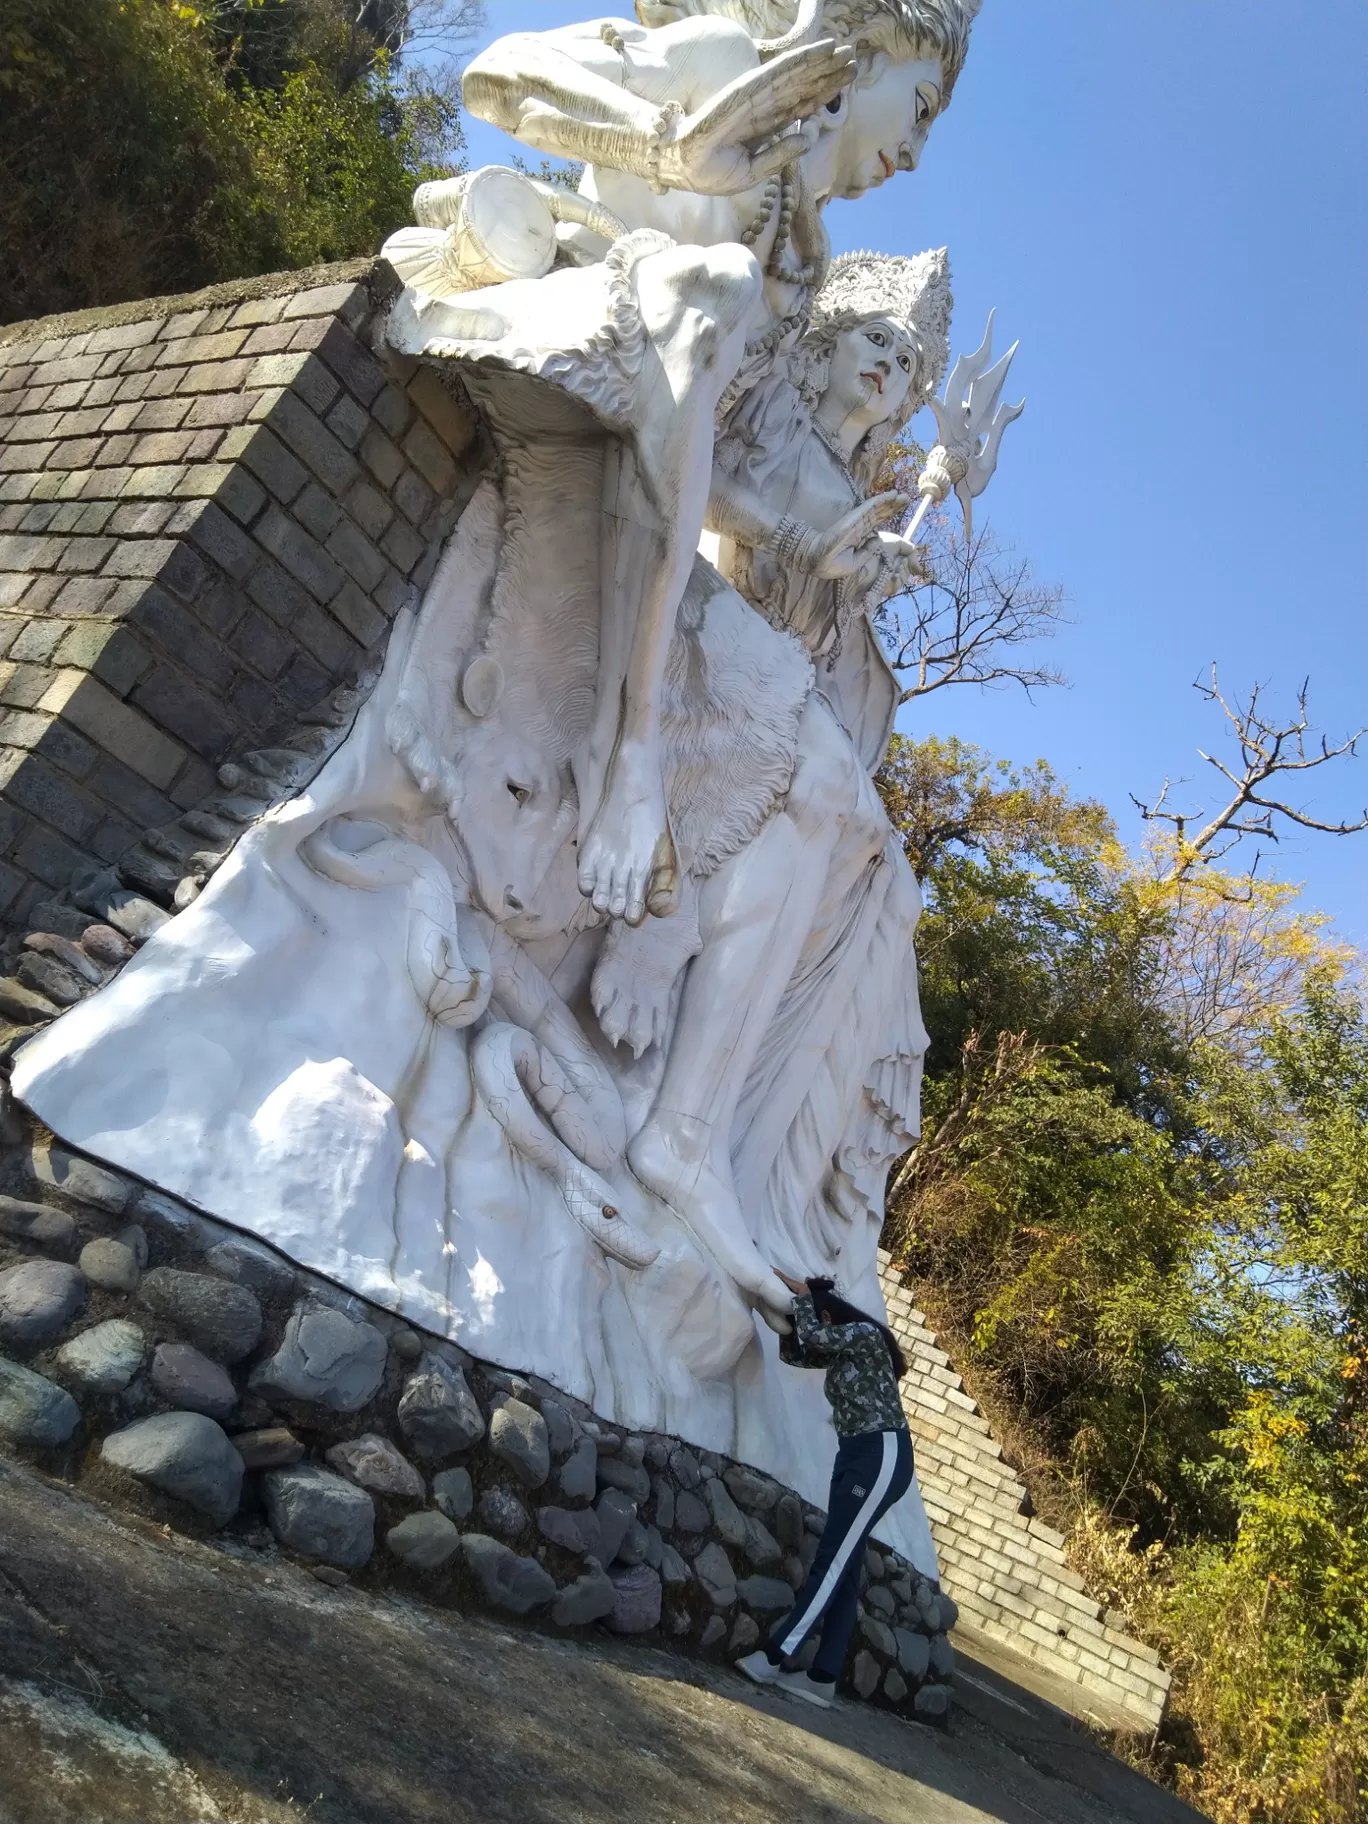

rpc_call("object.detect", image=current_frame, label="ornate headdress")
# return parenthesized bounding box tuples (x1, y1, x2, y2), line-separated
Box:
(808, 245, 952, 405)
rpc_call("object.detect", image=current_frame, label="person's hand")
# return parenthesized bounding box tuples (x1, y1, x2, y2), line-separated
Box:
(658, 40, 856, 195)
(773, 1268, 809, 1295)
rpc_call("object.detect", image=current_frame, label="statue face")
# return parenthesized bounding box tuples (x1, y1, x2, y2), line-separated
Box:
(813, 52, 945, 200)
(823, 316, 918, 438)
(449, 720, 576, 928)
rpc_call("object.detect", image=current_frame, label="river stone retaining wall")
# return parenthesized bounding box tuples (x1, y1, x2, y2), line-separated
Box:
(0, 1090, 955, 1721)
(0, 258, 478, 934)
(877, 1253, 1169, 1730)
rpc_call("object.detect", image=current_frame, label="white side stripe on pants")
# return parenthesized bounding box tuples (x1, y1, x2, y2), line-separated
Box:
(779, 1430, 898, 1658)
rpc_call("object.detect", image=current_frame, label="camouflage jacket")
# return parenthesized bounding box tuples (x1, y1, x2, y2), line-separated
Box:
(782, 1293, 908, 1438)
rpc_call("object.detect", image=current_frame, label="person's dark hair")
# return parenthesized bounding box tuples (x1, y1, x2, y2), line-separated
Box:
(807, 1278, 908, 1379)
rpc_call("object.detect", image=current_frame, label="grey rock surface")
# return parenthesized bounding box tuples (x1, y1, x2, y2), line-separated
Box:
(538, 1504, 601, 1558)
(252, 1304, 387, 1412)
(262, 1464, 374, 1567)
(853, 1650, 881, 1699)
(0, 1259, 85, 1352)
(387, 1510, 460, 1571)
(884, 1667, 908, 1704)
(55, 1319, 144, 1395)
(607, 1564, 661, 1634)
(139, 1268, 261, 1365)
(914, 1682, 950, 1718)
(551, 1563, 616, 1627)
(651, 1477, 675, 1533)
(151, 1343, 238, 1421)
(929, 1632, 956, 1678)
(78, 1237, 140, 1293)
(895, 1627, 930, 1680)
(859, 1614, 897, 1659)
(459, 1533, 556, 1614)
(27, 1145, 129, 1214)
(557, 1434, 597, 1502)
(773, 1492, 804, 1551)
(0, 1355, 81, 1446)
(729, 1614, 760, 1653)
(397, 1353, 484, 1456)
(659, 1543, 692, 1585)
(865, 1584, 896, 1618)
(723, 1467, 778, 1514)
(325, 1433, 425, 1500)
(432, 1466, 473, 1521)
(668, 1445, 701, 1489)
(539, 1397, 575, 1458)
(673, 1489, 709, 1535)
(593, 1488, 636, 1567)
(704, 1477, 747, 1547)
(743, 1515, 782, 1568)
(693, 1541, 736, 1609)
(615, 1519, 648, 1567)
(736, 1576, 793, 1614)
(595, 1454, 650, 1503)
(477, 1487, 529, 1539)
(204, 1237, 296, 1300)
(103, 1412, 242, 1524)
(0, 1197, 76, 1256)
(938, 1593, 960, 1631)
(231, 1427, 303, 1470)
(698, 1613, 727, 1648)
(388, 1326, 422, 1363)
(488, 1397, 550, 1487)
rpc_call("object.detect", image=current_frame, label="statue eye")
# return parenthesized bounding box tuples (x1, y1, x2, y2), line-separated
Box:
(898, 353, 911, 371)
(507, 781, 531, 806)
(868, 329, 887, 346)
(915, 84, 940, 127)
(825, 92, 844, 115)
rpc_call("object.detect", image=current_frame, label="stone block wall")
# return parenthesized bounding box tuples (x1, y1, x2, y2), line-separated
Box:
(0, 258, 478, 926)
(878, 1253, 1170, 1730)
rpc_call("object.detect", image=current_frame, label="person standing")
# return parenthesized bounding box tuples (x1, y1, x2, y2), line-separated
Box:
(736, 1270, 914, 1707)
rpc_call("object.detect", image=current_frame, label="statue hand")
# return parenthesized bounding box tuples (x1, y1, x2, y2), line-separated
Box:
(804, 491, 909, 579)
(659, 40, 855, 195)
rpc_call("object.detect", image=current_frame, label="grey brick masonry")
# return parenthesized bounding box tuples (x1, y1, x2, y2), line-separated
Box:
(0, 259, 478, 924)
(878, 1251, 1171, 1731)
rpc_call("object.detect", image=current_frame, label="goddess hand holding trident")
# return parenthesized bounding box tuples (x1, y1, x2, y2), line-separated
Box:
(907, 309, 1024, 545)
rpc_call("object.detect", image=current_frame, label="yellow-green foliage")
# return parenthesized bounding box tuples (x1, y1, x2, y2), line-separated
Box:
(881, 733, 1367, 1821)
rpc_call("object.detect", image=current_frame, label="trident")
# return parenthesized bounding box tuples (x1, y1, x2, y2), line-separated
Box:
(906, 311, 1025, 545)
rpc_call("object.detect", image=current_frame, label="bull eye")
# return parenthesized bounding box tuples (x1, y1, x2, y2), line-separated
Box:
(507, 780, 531, 806)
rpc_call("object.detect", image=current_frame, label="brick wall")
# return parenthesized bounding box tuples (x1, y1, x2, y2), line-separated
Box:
(0, 258, 479, 926)
(878, 1253, 1171, 1731)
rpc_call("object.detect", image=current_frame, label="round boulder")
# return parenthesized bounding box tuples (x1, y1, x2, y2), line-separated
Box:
(0, 1259, 85, 1352)
(263, 1464, 375, 1567)
(102, 1411, 243, 1524)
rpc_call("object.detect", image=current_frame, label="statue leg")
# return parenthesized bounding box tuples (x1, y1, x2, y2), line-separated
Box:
(628, 696, 881, 1315)
(576, 240, 763, 928)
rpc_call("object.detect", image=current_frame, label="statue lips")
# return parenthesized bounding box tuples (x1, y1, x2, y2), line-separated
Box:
(877, 150, 896, 181)
(861, 370, 885, 396)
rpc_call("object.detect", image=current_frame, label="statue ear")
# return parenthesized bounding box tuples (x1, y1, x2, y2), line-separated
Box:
(460, 655, 504, 719)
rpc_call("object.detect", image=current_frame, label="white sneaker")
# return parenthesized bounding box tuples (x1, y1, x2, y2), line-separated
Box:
(777, 1669, 835, 1709)
(734, 1650, 781, 1686)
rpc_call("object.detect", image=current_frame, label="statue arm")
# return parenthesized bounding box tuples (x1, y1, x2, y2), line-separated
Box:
(463, 26, 854, 197)
(708, 462, 909, 577)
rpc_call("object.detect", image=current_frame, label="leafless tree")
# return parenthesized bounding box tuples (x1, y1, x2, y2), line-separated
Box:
(874, 508, 1066, 705)
(1132, 668, 1368, 884)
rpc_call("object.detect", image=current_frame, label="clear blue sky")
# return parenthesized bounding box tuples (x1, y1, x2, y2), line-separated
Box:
(454, 1, 1368, 944)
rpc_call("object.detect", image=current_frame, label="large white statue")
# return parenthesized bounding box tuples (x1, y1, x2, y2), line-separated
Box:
(11, 0, 1025, 1580)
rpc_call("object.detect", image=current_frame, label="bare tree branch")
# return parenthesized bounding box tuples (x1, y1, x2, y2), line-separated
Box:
(874, 509, 1067, 704)
(1133, 668, 1368, 883)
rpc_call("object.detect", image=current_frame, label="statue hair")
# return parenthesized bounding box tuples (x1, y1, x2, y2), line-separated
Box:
(636, 1, 980, 101)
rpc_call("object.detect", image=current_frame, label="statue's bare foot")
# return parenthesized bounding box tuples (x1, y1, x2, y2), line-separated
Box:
(629, 1115, 792, 1322)
(578, 740, 678, 926)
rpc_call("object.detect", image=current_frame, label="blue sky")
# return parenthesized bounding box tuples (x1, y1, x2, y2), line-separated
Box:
(454, 1, 1367, 944)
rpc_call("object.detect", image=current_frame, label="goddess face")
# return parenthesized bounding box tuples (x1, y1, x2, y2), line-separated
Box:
(808, 52, 945, 201)
(822, 316, 918, 440)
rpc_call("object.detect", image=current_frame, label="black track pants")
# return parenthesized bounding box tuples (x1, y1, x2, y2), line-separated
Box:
(766, 1427, 914, 1684)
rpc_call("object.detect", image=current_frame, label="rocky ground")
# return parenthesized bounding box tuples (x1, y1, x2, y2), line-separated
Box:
(1, 1455, 1206, 1824)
